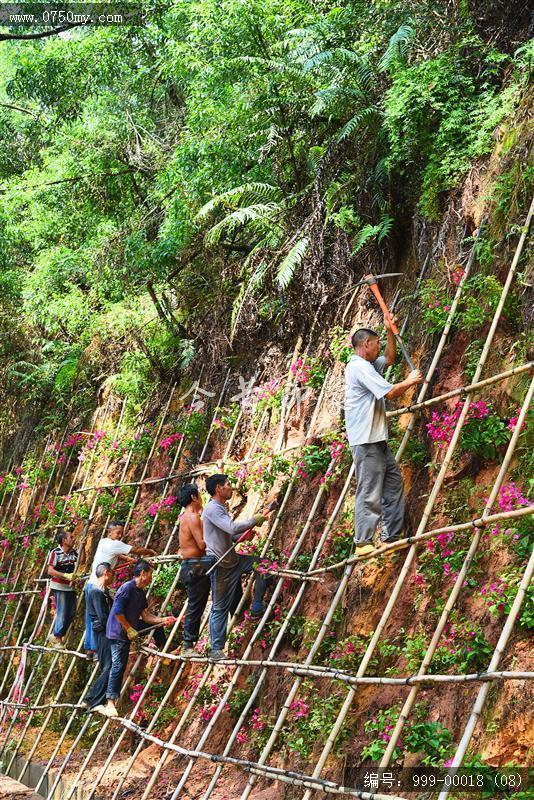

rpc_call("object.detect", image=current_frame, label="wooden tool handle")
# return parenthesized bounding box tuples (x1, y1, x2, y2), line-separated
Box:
(368, 283, 399, 334)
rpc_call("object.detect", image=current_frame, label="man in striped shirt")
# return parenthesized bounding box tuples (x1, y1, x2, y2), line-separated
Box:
(47, 530, 78, 649)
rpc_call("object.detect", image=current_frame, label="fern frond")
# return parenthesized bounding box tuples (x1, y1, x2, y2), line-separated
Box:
(204, 203, 280, 245)
(352, 216, 393, 253)
(336, 107, 381, 143)
(197, 183, 281, 220)
(378, 24, 415, 72)
(276, 237, 308, 289)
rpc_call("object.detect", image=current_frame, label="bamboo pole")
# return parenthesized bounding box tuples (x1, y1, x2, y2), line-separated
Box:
(304, 505, 533, 576)
(119, 716, 411, 800)
(437, 550, 534, 800)
(395, 220, 486, 461)
(387, 361, 532, 418)
(380, 376, 534, 766)
(298, 199, 533, 799)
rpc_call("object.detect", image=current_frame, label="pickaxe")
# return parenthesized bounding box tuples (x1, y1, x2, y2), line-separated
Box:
(343, 272, 415, 370)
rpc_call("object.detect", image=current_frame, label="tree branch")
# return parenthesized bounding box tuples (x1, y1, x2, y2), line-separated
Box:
(0, 24, 81, 41)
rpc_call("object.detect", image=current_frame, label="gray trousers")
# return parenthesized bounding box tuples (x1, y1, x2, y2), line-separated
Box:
(351, 441, 405, 544)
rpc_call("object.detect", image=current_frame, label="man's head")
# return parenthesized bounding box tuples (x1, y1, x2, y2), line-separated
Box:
(56, 530, 74, 551)
(351, 328, 380, 362)
(205, 474, 232, 502)
(133, 558, 153, 589)
(95, 561, 114, 587)
(107, 520, 125, 540)
(179, 483, 202, 511)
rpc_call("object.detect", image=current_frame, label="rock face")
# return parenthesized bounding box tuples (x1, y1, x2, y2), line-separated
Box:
(0, 775, 43, 799)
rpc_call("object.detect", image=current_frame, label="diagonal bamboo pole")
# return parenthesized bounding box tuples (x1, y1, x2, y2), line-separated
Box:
(379, 375, 534, 765)
(437, 549, 534, 800)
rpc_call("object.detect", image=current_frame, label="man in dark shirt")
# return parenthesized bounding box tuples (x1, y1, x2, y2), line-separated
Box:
(84, 562, 114, 711)
(47, 530, 78, 648)
(97, 559, 176, 718)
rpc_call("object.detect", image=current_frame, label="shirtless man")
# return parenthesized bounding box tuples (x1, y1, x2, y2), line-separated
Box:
(178, 483, 213, 657)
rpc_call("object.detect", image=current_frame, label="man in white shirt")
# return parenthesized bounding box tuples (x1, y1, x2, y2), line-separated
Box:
(84, 520, 155, 658)
(344, 316, 423, 555)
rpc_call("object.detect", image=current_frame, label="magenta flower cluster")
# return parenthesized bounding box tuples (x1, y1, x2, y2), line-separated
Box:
(426, 400, 490, 448)
(159, 432, 184, 452)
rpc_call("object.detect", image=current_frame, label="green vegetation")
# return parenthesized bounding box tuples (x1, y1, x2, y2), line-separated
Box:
(0, 1, 530, 433)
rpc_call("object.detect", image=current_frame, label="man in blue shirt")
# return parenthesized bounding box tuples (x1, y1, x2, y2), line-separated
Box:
(94, 559, 176, 718)
(83, 562, 114, 710)
(344, 313, 423, 555)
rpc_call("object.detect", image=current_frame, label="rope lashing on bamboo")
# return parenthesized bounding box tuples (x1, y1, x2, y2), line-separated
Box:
(0, 643, 90, 659)
(114, 715, 412, 800)
(299, 198, 533, 799)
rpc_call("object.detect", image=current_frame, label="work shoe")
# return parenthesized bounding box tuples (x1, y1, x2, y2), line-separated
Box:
(181, 646, 197, 658)
(354, 543, 376, 556)
(47, 634, 63, 650)
(92, 701, 118, 718)
(209, 650, 226, 662)
(249, 605, 266, 619)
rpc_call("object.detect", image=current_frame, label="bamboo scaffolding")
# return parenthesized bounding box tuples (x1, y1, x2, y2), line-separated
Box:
(67, 373, 239, 800)
(4, 399, 120, 775)
(4, 205, 532, 800)
(2, 394, 144, 772)
(379, 375, 534, 766)
(31, 383, 191, 797)
(47, 371, 247, 800)
(93, 370, 331, 800)
(235, 231, 484, 800)
(296, 200, 532, 799)
(37, 374, 241, 797)
(136, 374, 332, 800)
(0, 408, 96, 699)
(437, 549, 534, 800)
